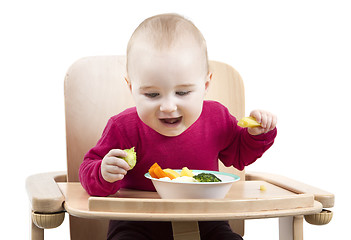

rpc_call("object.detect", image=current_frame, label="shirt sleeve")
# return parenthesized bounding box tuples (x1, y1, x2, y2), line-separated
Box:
(218, 109, 277, 171)
(79, 117, 124, 196)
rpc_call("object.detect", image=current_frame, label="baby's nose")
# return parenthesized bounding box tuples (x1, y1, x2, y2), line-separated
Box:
(160, 99, 177, 112)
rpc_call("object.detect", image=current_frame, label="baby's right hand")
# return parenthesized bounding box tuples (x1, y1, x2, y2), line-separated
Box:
(101, 149, 130, 183)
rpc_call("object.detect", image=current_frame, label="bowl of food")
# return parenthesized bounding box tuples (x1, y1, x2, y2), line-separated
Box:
(145, 163, 240, 199)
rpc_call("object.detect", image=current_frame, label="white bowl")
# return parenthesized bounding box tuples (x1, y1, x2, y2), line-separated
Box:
(144, 170, 240, 199)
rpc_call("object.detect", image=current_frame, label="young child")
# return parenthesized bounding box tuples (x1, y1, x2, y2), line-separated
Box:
(80, 13, 277, 240)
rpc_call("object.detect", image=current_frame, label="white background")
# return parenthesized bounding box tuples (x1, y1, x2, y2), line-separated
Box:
(1, 0, 350, 239)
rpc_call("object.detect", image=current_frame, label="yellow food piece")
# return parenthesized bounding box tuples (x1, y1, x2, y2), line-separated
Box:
(237, 117, 261, 128)
(180, 167, 194, 177)
(260, 185, 267, 191)
(163, 168, 181, 179)
(122, 147, 137, 169)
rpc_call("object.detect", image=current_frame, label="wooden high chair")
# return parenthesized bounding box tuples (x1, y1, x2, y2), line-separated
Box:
(26, 56, 334, 240)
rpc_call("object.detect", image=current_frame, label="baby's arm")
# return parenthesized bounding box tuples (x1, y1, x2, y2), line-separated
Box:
(79, 117, 132, 196)
(101, 149, 130, 183)
(247, 110, 277, 136)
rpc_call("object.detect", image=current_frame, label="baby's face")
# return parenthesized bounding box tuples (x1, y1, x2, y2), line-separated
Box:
(127, 40, 210, 136)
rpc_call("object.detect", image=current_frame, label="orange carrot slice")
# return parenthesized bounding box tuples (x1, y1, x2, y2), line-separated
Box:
(148, 163, 160, 178)
(153, 166, 168, 179)
(149, 168, 158, 178)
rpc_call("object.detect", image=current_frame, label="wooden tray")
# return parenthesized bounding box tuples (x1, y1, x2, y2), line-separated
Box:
(89, 181, 313, 213)
(58, 181, 322, 221)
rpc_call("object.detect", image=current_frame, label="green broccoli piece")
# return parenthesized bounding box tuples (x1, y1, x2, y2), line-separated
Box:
(193, 173, 222, 182)
(122, 147, 137, 170)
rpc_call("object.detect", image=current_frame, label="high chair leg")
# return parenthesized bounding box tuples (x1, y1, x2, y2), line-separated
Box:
(279, 215, 303, 240)
(31, 217, 44, 240)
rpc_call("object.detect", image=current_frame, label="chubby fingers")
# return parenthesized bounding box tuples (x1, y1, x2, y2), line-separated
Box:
(106, 149, 127, 158)
(106, 149, 130, 170)
(101, 149, 130, 183)
(250, 110, 277, 133)
(267, 114, 277, 132)
(104, 157, 130, 172)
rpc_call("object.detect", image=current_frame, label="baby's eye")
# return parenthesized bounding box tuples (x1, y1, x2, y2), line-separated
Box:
(144, 93, 160, 98)
(176, 91, 191, 96)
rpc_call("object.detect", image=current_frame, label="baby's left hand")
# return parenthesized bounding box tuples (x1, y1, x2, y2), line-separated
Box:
(247, 110, 277, 135)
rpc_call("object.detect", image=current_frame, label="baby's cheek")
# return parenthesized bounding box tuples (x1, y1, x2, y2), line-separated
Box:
(136, 107, 150, 122)
(183, 105, 202, 127)
(136, 103, 158, 126)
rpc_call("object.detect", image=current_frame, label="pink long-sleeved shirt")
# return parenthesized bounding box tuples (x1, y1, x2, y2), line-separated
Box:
(79, 101, 277, 196)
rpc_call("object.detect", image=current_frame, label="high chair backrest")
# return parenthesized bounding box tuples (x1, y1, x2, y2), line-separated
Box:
(64, 56, 245, 239)
(64, 56, 245, 182)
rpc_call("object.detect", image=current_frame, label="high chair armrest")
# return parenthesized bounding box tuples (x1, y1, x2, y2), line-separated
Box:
(26, 171, 67, 213)
(245, 171, 334, 208)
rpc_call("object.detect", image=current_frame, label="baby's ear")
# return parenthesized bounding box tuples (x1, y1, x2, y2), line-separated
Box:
(124, 75, 132, 92)
(205, 72, 212, 93)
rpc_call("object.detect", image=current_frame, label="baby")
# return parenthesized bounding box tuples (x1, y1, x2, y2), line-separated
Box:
(80, 13, 277, 240)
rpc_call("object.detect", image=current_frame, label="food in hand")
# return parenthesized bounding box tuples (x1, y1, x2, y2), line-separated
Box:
(237, 116, 261, 128)
(148, 163, 222, 182)
(122, 147, 137, 169)
(193, 173, 222, 182)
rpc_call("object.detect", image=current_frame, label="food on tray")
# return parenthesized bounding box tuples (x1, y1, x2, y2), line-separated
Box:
(193, 173, 222, 182)
(180, 167, 194, 177)
(122, 147, 137, 169)
(147, 163, 222, 182)
(163, 168, 181, 179)
(172, 176, 197, 182)
(237, 116, 261, 128)
(148, 163, 168, 179)
(260, 185, 267, 191)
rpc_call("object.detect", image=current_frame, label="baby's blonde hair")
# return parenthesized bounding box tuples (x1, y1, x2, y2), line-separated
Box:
(126, 13, 209, 74)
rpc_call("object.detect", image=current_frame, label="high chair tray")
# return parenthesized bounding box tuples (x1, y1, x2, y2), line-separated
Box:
(58, 181, 322, 221)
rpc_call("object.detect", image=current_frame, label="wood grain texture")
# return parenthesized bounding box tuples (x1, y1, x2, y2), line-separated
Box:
(26, 171, 66, 213)
(57, 182, 322, 221)
(246, 171, 335, 208)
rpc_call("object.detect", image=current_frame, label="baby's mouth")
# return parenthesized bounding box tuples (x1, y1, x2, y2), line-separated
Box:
(159, 116, 183, 125)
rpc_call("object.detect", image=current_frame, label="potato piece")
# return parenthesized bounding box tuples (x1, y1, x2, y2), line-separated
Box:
(180, 167, 194, 177)
(237, 117, 261, 128)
